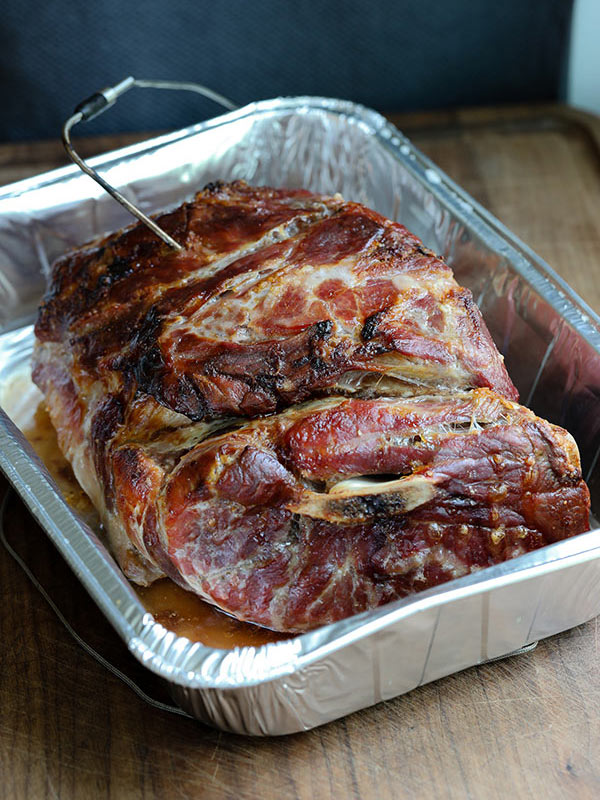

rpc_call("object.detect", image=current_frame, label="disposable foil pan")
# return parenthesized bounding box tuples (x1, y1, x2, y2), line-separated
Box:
(1, 97, 600, 736)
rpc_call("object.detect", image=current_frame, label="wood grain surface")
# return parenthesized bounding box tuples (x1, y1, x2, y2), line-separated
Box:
(2, 104, 600, 800)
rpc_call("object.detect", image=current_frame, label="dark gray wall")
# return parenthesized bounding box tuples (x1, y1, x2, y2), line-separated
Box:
(0, 0, 573, 141)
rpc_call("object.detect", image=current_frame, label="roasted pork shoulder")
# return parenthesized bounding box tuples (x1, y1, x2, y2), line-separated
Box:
(33, 181, 590, 631)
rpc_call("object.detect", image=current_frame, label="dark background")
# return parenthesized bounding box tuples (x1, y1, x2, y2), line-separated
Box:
(0, 0, 574, 142)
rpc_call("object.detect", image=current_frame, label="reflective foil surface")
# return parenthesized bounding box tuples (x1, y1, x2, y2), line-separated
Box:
(1, 98, 600, 735)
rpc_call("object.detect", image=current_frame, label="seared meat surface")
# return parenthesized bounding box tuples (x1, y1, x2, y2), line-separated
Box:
(33, 181, 590, 631)
(36, 181, 517, 419)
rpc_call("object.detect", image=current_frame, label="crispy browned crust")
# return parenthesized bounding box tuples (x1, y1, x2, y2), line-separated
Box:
(32, 181, 589, 631)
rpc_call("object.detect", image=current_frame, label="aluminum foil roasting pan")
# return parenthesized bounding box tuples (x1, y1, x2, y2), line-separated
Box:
(1, 97, 600, 736)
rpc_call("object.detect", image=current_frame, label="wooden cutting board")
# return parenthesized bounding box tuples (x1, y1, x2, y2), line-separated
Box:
(1, 104, 600, 800)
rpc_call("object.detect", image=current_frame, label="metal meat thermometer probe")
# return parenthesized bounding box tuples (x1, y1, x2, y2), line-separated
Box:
(62, 76, 237, 252)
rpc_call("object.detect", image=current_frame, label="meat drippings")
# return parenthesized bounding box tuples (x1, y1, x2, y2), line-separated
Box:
(136, 579, 286, 647)
(2, 371, 285, 648)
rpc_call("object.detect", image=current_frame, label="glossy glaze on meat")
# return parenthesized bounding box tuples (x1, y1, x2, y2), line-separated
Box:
(32, 181, 590, 631)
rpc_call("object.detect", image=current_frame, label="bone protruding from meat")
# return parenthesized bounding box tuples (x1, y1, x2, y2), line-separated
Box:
(290, 473, 440, 523)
